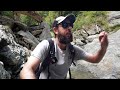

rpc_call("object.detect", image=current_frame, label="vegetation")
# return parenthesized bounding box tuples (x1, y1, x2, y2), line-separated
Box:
(44, 11, 59, 28)
(0, 11, 114, 32)
(74, 11, 109, 31)
(20, 14, 38, 26)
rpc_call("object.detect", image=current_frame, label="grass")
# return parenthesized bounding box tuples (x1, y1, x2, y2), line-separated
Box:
(73, 11, 109, 32)
(109, 24, 120, 32)
(50, 31, 55, 38)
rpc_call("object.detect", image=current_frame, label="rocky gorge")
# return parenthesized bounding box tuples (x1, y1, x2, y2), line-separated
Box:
(0, 11, 120, 79)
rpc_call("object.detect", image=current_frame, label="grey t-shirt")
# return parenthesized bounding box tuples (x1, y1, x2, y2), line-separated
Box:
(31, 38, 89, 79)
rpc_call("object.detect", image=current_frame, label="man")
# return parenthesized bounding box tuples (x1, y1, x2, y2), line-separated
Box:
(20, 14, 108, 79)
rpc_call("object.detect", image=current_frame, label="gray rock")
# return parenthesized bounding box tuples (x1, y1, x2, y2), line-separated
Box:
(86, 34, 99, 43)
(0, 25, 30, 79)
(108, 11, 120, 27)
(17, 30, 40, 50)
(71, 29, 120, 79)
(0, 63, 11, 79)
(39, 22, 52, 41)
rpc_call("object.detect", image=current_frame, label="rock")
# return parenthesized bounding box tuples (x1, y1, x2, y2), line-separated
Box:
(0, 25, 30, 79)
(0, 63, 11, 79)
(71, 29, 120, 79)
(108, 11, 120, 27)
(39, 22, 52, 41)
(17, 30, 40, 50)
(86, 34, 99, 43)
(85, 24, 103, 35)
(75, 39, 86, 48)
(73, 24, 103, 49)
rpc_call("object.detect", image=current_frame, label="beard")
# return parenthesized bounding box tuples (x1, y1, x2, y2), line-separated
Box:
(58, 32, 73, 44)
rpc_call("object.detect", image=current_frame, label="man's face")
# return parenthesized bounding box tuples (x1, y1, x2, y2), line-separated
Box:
(57, 20, 73, 44)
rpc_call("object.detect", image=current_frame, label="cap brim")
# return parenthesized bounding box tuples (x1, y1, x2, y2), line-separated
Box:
(64, 14, 76, 24)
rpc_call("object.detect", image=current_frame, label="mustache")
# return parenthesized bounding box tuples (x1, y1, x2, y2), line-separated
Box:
(66, 33, 72, 37)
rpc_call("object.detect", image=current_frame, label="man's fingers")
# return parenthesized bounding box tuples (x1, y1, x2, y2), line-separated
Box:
(104, 33, 108, 44)
(99, 31, 109, 48)
(99, 31, 108, 42)
(99, 31, 105, 37)
(99, 32, 104, 42)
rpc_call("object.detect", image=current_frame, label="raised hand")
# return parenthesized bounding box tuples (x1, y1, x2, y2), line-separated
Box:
(99, 31, 108, 50)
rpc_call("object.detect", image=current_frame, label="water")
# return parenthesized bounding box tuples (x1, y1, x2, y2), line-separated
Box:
(71, 70, 98, 79)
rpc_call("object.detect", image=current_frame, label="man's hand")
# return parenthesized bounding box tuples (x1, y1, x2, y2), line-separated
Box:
(85, 31, 109, 63)
(99, 31, 108, 50)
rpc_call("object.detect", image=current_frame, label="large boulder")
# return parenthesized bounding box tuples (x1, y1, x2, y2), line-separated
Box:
(72, 24, 103, 48)
(0, 25, 30, 79)
(71, 29, 120, 79)
(39, 22, 52, 41)
(108, 11, 120, 27)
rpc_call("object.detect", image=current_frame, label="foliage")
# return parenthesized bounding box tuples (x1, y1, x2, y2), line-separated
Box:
(58, 11, 79, 16)
(73, 11, 109, 31)
(1, 11, 14, 19)
(44, 11, 59, 29)
(37, 11, 49, 19)
(109, 24, 120, 32)
(1, 11, 110, 32)
(19, 14, 38, 26)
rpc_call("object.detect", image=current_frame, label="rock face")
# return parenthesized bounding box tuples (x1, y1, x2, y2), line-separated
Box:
(0, 15, 52, 79)
(0, 63, 11, 79)
(0, 20, 52, 79)
(108, 11, 120, 27)
(39, 22, 52, 41)
(0, 25, 30, 79)
(71, 29, 120, 79)
(73, 24, 103, 48)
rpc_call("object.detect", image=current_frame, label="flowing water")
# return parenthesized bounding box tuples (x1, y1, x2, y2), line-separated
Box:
(71, 70, 98, 79)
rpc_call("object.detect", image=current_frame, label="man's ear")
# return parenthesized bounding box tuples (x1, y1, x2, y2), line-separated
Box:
(53, 27, 58, 35)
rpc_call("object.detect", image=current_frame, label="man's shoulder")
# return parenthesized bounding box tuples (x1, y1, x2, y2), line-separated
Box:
(41, 38, 53, 43)
(37, 39, 50, 48)
(72, 44, 85, 51)
(39, 38, 56, 48)
(44, 38, 55, 42)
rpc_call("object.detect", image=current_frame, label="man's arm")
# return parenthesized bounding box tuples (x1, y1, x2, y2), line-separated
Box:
(20, 56, 41, 79)
(85, 31, 108, 63)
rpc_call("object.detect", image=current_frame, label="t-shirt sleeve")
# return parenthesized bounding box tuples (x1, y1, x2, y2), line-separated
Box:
(31, 40, 50, 62)
(73, 45, 91, 61)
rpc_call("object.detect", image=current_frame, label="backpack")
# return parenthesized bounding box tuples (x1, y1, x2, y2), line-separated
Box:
(35, 38, 76, 79)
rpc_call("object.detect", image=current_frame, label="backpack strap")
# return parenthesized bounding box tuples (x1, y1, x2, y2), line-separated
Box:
(68, 43, 76, 66)
(35, 38, 57, 79)
(46, 38, 57, 78)
(68, 43, 76, 79)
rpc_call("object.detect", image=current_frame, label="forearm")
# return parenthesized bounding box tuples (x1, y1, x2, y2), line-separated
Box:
(93, 47, 107, 63)
(20, 56, 41, 79)
(86, 31, 108, 63)
(20, 67, 37, 79)
(86, 47, 107, 63)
